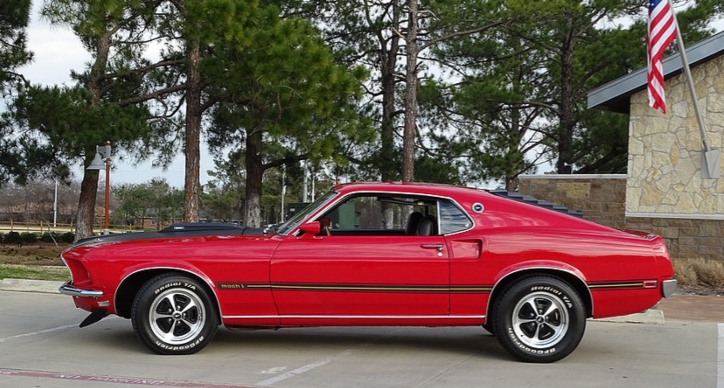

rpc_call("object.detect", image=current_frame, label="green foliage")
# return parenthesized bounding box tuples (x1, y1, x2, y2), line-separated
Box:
(40, 232, 59, 243)
(0, 0, 32, 90)
(4, 231, 21, 244)
(0, 266, 70, 281)
(20, 232, 37, 244)
(10, 86, 156, 171)
(425, 0, 721, 185)
(202, 8, 371, 225)
(205, 14, 370, 154)
(112, 178, 182, 227)
(201, 158, 245, 222)
(60, 232, 75, 244)
(0, 0, 33, 186)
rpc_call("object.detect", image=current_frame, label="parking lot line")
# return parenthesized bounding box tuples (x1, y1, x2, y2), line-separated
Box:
(255, 359, 331, 386)
(0, 369, 254, 388)
(719, 323, 723, 388)
(0, 323, 78, 343)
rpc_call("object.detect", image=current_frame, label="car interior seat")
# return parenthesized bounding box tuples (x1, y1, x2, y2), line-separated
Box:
(406, 212, 424, 235)
(416, 215, 437, 236)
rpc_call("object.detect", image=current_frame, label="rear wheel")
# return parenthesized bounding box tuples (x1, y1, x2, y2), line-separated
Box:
(131, 273, 218, 355)
(493, 276, 585, 363)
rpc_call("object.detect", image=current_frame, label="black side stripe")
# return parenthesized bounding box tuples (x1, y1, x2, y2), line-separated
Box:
(217, 283, 493, 293)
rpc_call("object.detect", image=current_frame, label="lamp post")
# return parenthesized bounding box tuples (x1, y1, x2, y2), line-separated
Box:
(87, 141, 112, 235)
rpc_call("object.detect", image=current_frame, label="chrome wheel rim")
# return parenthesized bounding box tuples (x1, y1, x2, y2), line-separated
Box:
(511, 291, 569, 349)
(149, 289, 205, 345)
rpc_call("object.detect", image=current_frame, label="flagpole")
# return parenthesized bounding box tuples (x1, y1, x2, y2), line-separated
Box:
(671, 15, 719, 178)
(672, 18, 709, 152)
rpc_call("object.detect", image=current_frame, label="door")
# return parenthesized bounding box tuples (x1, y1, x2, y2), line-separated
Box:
(271, 234, 449, 318)
(270, 193, 450, 322)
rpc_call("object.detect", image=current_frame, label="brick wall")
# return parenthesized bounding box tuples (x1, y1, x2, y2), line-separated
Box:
(625, 217, 724, 260)
(518, 175, 627, 229)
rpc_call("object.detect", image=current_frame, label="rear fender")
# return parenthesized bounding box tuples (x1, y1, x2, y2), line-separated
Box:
(487, 261, 593, 318)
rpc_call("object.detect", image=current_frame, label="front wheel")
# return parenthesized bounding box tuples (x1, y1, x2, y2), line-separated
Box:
(131, 273, 219, 355)
(493, 276, 585, 363)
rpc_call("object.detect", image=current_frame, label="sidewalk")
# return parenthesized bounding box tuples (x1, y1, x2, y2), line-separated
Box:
(657, 294, 724, 322)
(1, 279, 722, 323)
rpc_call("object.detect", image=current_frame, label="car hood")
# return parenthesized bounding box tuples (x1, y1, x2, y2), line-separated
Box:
(71, 223, 267, 248)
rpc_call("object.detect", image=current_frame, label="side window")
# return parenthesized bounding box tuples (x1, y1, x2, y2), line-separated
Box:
(438, 200, 473, 234)
(318, 194, 439, 236)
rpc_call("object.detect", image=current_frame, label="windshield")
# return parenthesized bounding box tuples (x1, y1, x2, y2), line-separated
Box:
(275, 190, 337, 235)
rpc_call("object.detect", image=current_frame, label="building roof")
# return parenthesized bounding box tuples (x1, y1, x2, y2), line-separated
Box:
(587, 31, 724, 114)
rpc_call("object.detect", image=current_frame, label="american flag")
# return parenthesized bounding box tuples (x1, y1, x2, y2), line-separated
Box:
(647, 0, 677, 114)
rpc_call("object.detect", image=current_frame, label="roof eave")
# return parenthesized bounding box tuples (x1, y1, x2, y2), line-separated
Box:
(587, 31, 724, 115)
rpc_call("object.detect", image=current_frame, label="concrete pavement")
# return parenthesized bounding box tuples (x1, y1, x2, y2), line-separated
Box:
(0, 289, 721, 388)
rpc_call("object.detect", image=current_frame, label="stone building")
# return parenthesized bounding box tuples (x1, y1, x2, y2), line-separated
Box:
(583, 32, 724, 261)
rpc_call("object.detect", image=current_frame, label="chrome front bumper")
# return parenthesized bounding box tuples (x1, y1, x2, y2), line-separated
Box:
(59, 280, 103, 298)
(662, 279, 677, 298)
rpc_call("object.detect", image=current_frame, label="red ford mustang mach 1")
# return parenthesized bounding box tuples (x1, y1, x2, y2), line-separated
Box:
(59, 182, 676, 363)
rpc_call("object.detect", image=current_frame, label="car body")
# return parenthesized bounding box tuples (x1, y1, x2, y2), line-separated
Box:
(59, 182, 676, 362)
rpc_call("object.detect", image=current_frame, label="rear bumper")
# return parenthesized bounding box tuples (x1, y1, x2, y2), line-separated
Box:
(662, 279, 677, 298)
(59, 280, 103, 298)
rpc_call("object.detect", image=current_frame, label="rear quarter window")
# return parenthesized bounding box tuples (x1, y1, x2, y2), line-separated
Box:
(439, 200, 473, 234)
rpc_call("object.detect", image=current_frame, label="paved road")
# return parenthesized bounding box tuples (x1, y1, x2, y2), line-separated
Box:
(0, 290, 722, 388)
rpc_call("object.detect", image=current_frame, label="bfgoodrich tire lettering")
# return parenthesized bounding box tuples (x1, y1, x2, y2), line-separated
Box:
(131, 273, 218, 355)
(493, 276, 585, 363)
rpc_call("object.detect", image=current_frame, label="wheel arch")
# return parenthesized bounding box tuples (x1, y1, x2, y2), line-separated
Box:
(115, 268, 221, 322)
(486, 267, 593, 322)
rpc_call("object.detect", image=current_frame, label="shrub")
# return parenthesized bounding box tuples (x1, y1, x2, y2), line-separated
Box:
(4, 231, 22, 244)
(40, 232, 60, 243)
(672, 259, 697, 288)
(693, 260, 724, 289)
(673, 258, 724, 290)
(20, 232, 38, 244)
(60, 232, 75, 244)
(0, 232, 4, 243)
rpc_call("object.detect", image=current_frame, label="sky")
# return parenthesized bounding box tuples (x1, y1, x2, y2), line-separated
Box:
(17, 2, 724, 188)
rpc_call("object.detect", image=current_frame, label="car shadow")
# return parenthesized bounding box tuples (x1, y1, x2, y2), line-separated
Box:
(211, 325, 510, 360)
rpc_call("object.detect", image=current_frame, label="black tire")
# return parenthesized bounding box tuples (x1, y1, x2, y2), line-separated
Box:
(131, 273, 219, 355)
(492, 276, 585, 363)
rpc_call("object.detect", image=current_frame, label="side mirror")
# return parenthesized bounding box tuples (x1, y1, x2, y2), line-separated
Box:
(298, 221, 321, 238)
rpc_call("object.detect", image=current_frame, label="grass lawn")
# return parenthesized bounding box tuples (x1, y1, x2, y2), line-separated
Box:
(0, 243, 69, 281)
(0, 265, 69, 281)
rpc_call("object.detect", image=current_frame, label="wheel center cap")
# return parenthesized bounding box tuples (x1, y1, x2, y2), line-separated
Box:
(536, 316, 545, 324)
(173, 312, 182, 319)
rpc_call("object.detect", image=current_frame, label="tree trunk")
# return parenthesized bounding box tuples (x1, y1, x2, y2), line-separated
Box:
(379, 4, 401, 229)
(402, 0, 419, 183)
(379, 2, 401, 183)
(74, 32, 111, 240)
(75, 165, 99, 240)
(183, 42, 202, 222)
(556, 15, 575, 174)
(243, 128, 264, 228)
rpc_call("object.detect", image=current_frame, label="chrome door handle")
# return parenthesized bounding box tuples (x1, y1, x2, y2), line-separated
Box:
(420, 244, 444, 251)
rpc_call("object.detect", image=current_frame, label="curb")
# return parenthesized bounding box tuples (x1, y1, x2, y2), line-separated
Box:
(0, 279, 64, 294)
(593, 309, 665, 325)
(0, 278, 667, 325)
